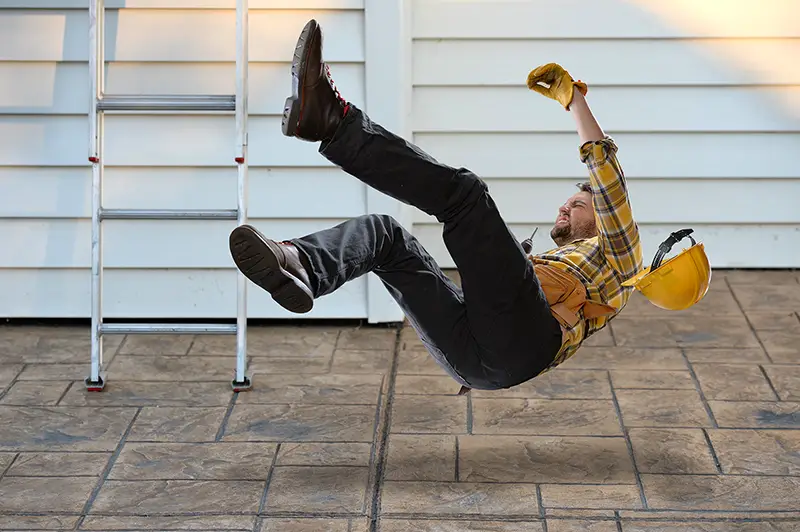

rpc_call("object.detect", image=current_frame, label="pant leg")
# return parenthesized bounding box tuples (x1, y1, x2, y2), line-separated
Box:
(318, 105, 563, 379)
(290, 213, 499, 389)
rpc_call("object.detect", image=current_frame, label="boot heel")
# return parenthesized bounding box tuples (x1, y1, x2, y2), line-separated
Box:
(271, 279, 314, 314)
(282, 96, 301, 137)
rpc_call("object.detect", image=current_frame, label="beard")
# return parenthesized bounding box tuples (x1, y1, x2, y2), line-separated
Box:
(550, 219, 596, 247)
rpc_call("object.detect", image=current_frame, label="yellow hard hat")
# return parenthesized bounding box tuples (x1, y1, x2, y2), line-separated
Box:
(621, 228, 711, 311)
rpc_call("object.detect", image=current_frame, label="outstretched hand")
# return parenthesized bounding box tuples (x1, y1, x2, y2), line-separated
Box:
(526, 63, 588, 111)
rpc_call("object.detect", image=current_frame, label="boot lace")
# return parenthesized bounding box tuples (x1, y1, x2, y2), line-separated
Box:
(325, 63, 346, 105)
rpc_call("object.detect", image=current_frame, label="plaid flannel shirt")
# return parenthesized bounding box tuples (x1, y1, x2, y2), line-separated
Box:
(528, 136, 643, 370)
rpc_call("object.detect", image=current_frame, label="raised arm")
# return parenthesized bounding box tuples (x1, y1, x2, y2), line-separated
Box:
(568, 91, 643, 280)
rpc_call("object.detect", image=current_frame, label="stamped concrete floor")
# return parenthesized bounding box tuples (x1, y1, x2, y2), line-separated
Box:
(0, 270, 798, 531)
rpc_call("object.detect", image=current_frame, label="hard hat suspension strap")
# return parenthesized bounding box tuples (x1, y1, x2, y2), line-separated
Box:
(650, 228, 697, 271)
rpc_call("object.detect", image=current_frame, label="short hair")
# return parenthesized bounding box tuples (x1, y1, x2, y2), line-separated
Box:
(576, 181, 592, 194)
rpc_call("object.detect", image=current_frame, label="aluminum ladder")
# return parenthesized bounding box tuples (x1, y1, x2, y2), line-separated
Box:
(85, 0, 251, 392)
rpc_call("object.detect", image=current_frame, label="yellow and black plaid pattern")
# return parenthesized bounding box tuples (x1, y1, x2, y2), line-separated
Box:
(529, 136, 643, 370)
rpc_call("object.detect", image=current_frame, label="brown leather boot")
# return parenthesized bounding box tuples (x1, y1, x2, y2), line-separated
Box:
(228, 225, 314, 314)
(282, 19, 348, 142)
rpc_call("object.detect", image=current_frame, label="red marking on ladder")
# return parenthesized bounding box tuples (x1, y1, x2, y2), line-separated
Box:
(89, 156, 99, 163)
(235, 157, 245, 164)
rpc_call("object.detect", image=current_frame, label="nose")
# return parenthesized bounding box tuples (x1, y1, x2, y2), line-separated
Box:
(558, 204, 570, 216)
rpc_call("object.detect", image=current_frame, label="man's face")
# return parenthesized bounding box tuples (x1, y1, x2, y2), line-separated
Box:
(550, 190, 597, 246)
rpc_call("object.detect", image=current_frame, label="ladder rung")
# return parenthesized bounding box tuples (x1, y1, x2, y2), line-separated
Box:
(101, 323, 237, 335)
(100, 209, 239, 220)
(97, 95, 236, 112)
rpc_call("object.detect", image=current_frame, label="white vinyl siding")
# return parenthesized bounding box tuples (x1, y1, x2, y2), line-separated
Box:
(3, 0, 797, 322)
(0, 2, 373, 318)
(409, 0, 800, 269)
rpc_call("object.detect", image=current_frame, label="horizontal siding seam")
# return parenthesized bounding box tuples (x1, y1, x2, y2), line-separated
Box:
(411, 83, 800, 88)
(0, 7, 365, 12)
(411, 36, 800, 42)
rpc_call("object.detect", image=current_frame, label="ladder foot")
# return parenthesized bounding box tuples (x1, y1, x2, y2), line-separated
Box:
(84, 375, 106, 392)
(231, 376, 252, 392)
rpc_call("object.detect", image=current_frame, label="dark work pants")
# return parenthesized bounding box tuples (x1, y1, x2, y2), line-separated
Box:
(290, 105, 563, 390)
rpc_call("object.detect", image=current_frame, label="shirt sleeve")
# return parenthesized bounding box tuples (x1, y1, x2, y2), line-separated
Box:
(579, 137, 643, 281)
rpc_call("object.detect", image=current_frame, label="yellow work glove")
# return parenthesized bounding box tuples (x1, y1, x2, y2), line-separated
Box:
(526, 63, 588, 110)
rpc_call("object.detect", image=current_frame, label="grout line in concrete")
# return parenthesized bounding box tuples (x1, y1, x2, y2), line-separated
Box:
(74, 407, 142, 530)
(702, 428, 724, 475)
(724, 276, 774, 365)
(466, 394, 474, 435)
(454, 436, 460, 482)
(215, 389, 239, 443)
(0, 363, 26, 403)
(55, 381, 75, 406)
(758, 365, 783, 402)
(368, 326, 402, 532)
(681, 349, 719, 429)
(363, 376, 386, 517)
(253, 442, 281, 531)
(536, 485, 548, 532)
(607, 371, 648, 510)
(0, 452, 20, 480)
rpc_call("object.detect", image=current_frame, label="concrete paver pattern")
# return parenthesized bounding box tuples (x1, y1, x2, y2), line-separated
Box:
(0, 270, 798, 531)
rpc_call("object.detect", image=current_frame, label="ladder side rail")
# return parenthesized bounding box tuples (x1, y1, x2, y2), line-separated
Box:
(234, 0, 251, 390)
(87, 0, 105, 390)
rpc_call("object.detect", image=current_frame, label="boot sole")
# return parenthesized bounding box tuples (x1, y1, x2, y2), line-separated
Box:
(282, 19, 319, 137)
(229, 225, 314, 314)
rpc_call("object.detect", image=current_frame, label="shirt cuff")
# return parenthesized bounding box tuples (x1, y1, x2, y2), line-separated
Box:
(579, 136, 618, 164)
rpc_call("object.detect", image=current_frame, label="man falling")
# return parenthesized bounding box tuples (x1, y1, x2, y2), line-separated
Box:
(228, 19, 711, 393)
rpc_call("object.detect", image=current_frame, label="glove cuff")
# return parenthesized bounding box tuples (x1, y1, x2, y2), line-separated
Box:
(560, 79, 588, 110)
